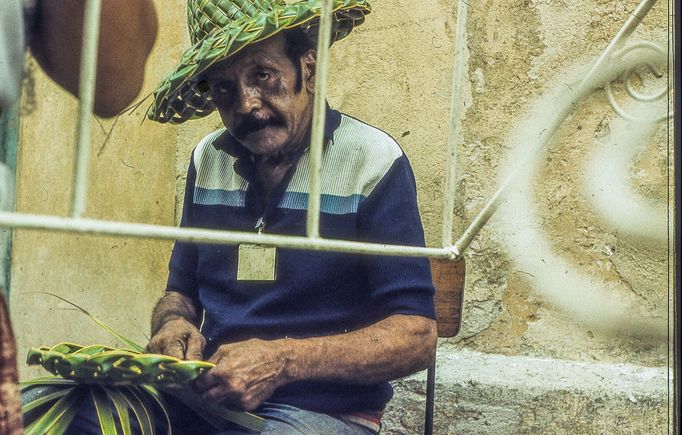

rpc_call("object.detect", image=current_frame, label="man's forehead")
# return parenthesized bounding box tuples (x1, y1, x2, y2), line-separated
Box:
(202, 35, 287, 78)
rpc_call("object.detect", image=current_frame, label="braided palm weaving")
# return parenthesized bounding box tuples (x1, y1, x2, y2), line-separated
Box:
(148, 0, 371, 124)
(27, 342, 214, 385)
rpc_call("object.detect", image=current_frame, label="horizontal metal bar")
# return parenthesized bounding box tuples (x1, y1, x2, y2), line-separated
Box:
(0, 212, 457, 260)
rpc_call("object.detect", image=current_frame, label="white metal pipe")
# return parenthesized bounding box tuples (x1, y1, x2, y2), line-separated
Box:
(0, 212, 457, 260)
(451, 0, 658, 256)
(306, 0, 334, 238)
(71, 0, 102, 218)
(581, 0, 658, 87)
(440, 0, 469, 248)
(453, 185, 501, 257)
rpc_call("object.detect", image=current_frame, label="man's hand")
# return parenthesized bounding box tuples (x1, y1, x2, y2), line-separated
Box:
(193, 339, 289, 411)
(192, 315, 435, 412)
(149, 291, 203, 360)
(146, 317, 206, 361)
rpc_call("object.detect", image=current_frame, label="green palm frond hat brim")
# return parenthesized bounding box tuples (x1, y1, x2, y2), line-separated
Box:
(147, 0, 371, 124)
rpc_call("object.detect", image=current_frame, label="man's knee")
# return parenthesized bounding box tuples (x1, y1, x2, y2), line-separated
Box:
(257, 403, 378, 435)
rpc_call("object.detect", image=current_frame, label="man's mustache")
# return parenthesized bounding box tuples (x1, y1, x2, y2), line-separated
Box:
(232, 114, 283, 137)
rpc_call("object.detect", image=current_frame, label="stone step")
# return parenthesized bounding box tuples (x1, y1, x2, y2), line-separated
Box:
(383, 349, 672, 434)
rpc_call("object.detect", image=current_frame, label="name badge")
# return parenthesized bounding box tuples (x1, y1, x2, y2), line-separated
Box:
(237, 244, 277, 281)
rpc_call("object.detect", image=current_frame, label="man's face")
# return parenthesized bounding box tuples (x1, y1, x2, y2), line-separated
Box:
(200, 34, 315, 157)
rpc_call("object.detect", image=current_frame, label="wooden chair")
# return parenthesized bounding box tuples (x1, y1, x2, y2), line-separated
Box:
(424, 258, 466, 435)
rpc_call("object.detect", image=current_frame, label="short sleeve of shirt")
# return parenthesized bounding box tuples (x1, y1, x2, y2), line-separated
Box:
(357, 155, 436, 320)
(166, 156, 198, 300)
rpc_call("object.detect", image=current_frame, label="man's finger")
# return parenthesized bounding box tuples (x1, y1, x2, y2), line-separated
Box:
(185, 333, 206, 361)
(146, 339, 162, 354)
(165, 339, 186, 360)
(199, 383, 229, 405)
(193, 371, 218, 393)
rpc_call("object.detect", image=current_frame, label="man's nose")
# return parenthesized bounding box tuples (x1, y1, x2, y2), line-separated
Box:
(235, 83, 261, 114)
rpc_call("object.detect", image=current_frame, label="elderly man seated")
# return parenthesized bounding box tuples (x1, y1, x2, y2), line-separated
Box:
(23, 0, 437, 433)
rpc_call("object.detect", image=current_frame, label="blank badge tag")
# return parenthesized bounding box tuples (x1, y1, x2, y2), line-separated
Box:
(237, 244, 277, 281)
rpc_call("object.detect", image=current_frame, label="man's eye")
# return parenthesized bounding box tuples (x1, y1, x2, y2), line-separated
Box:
(257, 71, 270, 81)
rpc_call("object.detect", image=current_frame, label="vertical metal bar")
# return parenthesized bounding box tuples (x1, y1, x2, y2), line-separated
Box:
(71, 0, 102, 218)
(424, 363, 436, 435)
(672, 0, 680, 427)
(306, 0, 333, 238)
(441, 0, 469, 248)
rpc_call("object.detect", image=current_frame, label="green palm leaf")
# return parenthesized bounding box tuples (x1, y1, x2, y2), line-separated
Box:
(91, 386, 118, 435)
(43, 392, 82, 435)
(139, 385, 172, 434)
(24, 388, 82, 435)
(162, 385, 263, 433)
(39, 292, 143, 352)
(105, 389, 133, 435)
(20, 376, 77, 387)
(123, 386, 155, 435)
(24, 294, 265, 433)
(21, 387, 73, 414)
(44, 403, 80, 435)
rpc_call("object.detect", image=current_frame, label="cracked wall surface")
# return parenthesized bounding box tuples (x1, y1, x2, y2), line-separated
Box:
(8, 0, 674, 432)
(9, 0, 185, 379)
(323, 0, 670, 369)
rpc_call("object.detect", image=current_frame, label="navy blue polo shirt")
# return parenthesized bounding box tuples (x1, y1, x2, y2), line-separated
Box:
(167, 108, 435, 414)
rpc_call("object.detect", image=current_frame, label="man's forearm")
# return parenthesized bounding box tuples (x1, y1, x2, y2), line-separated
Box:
(31, 0, 158, 117)
(284, 314, 436, 385)
(196, 314, 436, 409)
(151, 290, 200, 336)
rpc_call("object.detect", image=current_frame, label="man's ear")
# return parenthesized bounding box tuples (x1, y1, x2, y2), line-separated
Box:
(301, 49, 317, 94)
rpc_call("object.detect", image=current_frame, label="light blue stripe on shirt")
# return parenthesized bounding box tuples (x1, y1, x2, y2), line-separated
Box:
(194, 188, 364, 215)
(279, 192, 364, 215)
(194, 187, 245, 207)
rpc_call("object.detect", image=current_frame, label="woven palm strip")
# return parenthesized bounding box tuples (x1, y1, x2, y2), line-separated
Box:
(148, 0, 370, 124)
(27, 342, 214, 385)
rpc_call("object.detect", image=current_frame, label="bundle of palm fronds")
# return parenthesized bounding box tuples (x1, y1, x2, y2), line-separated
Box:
(20, 295, 264, 435)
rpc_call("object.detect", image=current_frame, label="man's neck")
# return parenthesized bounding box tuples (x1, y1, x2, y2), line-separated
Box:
(254, 153, 294, 195)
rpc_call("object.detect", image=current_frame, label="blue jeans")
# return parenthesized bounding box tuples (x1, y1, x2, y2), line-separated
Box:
(22, 386, 378, 434)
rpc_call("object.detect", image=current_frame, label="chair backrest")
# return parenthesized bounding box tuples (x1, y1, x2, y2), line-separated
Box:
(430, 258, 466, 338)
(423, 258, 466, 435)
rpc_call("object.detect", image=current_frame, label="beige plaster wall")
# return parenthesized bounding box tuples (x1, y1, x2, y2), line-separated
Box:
(9, 0, 187, 379)
(9, 0, 673, 412)
(171, 0, 674, 373)
(318, 0, 671, 367)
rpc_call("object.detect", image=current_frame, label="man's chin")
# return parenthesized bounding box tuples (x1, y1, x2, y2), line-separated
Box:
(237, 133, 286, 157)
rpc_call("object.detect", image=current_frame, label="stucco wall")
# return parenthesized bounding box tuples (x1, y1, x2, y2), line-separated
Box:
(172, 0, 673, 429)
(317, 0, 671, 367)
(9, 0, 186, 379)
(8, 0, 674, 432)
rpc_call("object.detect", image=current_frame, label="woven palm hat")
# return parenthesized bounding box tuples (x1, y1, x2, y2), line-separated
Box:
(147, 0, 371, 124)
